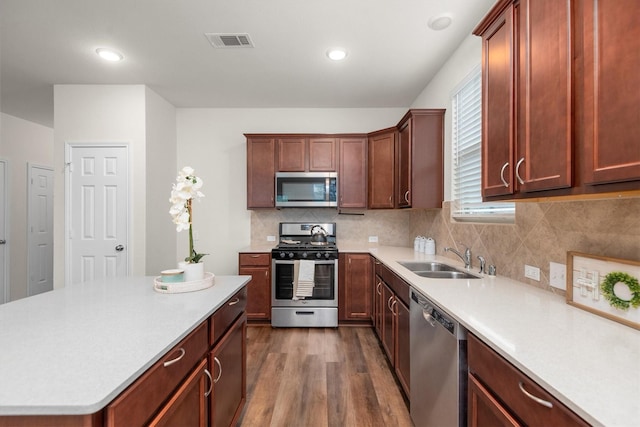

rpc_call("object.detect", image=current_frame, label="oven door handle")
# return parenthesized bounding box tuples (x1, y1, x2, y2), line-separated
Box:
(272, 260, 337, 265)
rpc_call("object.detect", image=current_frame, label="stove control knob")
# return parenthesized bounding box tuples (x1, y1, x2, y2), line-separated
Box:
(316, 252, 322, 259)
(288, 252, 294, 259)
(325, 253, 331, 259)
(302, 252, 308, 258)
(279, 252, 286, 258)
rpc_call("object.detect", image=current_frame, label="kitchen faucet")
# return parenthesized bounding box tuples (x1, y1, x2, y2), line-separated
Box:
(444, 246, 472, 269)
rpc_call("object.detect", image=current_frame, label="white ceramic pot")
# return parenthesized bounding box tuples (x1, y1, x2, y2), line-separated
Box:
(178, 261, 205, 282)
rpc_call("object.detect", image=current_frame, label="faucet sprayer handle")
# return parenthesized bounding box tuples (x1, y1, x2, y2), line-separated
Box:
(477, 256, 486, 274)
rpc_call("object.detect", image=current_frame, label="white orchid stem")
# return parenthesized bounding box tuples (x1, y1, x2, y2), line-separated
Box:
(187, 199, 194, 262)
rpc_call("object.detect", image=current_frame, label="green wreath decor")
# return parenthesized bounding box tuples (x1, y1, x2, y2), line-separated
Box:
(600, 271, 640, 311)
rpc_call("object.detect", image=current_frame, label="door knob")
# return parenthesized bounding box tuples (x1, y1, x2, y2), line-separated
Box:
(0, 239, 6, 244)
(115, 245, 125, 252)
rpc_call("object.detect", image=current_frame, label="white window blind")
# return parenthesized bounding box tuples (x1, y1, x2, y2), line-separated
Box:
(451, 68, 514, 221)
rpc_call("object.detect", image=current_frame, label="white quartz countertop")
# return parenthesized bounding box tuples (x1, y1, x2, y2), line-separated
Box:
(0, 275, 250, 416)
(368, 246, 640, 427)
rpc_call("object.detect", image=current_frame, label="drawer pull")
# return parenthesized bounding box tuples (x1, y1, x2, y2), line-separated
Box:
(228, 297, 240, 306)
(250, 255, 260, 258)
(213, 357, 222, 383)
(204, 368, 213, 397)
(163, 348, 185, 367)
(518, 381, 553, 408)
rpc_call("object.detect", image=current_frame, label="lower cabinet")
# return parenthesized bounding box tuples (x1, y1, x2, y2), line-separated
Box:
(238, 253, 271, 321)
(374, 258, 410, 397)
(338, 253, 372, 321)
(468, 333, 588, 427)
(209, 315, 247, 427)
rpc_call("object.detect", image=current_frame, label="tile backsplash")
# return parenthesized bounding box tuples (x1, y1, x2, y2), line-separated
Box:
(251, 197, 640, 294)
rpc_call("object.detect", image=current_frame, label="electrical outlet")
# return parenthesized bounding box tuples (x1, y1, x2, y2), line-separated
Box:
(368, 235, 378, 243)
(550, 262, 566, 290)
(267, 235, 276, 242)
(524, 264, 541, 281)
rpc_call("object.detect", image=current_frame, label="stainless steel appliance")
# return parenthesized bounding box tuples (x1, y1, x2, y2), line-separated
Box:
(271, 222, 338, 327)
(410, 289, 467, 427)
(275, 172, 338, 207)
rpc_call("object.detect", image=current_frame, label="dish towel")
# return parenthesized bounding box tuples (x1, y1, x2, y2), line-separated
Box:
(296, 260, 316, 298)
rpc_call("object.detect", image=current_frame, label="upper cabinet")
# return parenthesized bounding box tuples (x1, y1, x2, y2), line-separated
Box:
(396, 110, 445, 209)
(475, 0, 640, 200)
(368, 129, 396, 209)
(339, 137, 368, 208)
(246, 136, 275, 208)
(277, 137, 337, 172)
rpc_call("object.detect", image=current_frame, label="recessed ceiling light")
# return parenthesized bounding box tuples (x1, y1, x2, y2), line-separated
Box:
(326, 48, 348, 61)
(96, 48, 124, 62)
(428, 14, 453, 31)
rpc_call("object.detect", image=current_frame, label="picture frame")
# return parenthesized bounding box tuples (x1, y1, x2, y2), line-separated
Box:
(566, 251, 640, 330)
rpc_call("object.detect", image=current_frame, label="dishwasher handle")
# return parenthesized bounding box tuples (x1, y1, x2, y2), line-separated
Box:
(422, 310, 437, 327)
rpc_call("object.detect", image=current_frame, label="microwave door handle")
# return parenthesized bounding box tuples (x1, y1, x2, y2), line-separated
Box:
(325, 177, 330, 202)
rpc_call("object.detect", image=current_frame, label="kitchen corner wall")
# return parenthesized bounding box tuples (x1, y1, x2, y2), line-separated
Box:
(410, 198, 640, 294)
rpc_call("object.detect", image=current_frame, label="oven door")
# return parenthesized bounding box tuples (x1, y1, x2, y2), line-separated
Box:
(271, 259, 338, 307)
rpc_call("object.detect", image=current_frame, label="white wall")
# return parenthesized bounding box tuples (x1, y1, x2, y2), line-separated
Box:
(53, 85, 147, 288)
(410, 34, 482, 201)
(176, 108, 405, 274)
(144, 88, 177, 275)
(0, 113, 54, 300)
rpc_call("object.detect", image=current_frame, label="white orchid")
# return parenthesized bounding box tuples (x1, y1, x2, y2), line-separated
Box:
(169, 167, 207, 263)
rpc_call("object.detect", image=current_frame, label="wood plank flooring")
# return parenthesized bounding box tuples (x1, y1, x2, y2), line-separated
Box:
(237, 326, 412, 427)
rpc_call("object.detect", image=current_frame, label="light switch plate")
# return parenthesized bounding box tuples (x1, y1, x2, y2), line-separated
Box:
(524, 264, 541, 281)
(550, 262, 567, 290)
(368, 236, 378, 243)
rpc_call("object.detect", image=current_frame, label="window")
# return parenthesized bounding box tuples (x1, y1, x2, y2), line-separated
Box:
(451, 67, 514, 222)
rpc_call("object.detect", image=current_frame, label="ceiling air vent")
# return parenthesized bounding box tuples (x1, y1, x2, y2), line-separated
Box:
(205, 33, 254, 48)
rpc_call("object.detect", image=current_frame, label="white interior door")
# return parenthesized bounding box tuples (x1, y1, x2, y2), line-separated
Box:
(68, 145, 129, 284)
(0, 160, 7, 304)
(28, 164, 54, 296)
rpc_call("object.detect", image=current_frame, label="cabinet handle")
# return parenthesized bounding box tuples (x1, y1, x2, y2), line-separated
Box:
(376, 282, 382, 295)
(500, 162, 510, 187)
(163, 348, 185, 368)
(391, 299, 398, 316)
(518, 381, 553, 408)
(228, 297, 240, 306)
(388, 195, 392, 204)
(404, 190, 410, 203)
(515, 157, 525, 185)
(250, 255, 260, 258)
(213, 357, 222, 383)
(204, 368, 213, 397)
(387, 296, 395, 311)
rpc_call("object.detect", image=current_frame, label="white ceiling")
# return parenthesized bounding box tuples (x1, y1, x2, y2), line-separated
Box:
(0, 0, 496, 127)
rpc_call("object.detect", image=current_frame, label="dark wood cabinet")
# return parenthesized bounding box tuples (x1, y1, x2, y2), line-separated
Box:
(309, 138, 337, 171)
(381, 281, 395, 366)
(468, 333, 588, 427)
(276, 137, 306, 171)
(238, 253, 271, 321)
(148, 359, 209, 427)
(277, 136, 337, 172)
(209, 315, 246, 427)
(338, 137, 367, 208)
(367, 128, 396, 209)
(579, 0, 640, 186)
(475, 0, 640, 200)
(372, 259, 384, 339)
(246, 137, 275, 208)
(396, 109, 445, 209)
(394, 297, 410, 396)
(338, 253, 371, 321)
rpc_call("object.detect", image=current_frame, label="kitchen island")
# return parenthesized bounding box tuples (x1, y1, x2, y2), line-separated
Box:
(359, 245, 639, 427)
(0, 275, 250, 426)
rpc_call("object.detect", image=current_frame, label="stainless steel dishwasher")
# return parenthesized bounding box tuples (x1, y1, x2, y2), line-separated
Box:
(410, 290, 467, 427)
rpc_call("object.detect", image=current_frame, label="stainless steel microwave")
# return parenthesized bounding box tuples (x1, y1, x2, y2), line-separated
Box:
(275, 172, 338, 207)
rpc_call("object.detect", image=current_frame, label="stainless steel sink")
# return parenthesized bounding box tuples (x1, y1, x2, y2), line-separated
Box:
(398, 261, 480, 279)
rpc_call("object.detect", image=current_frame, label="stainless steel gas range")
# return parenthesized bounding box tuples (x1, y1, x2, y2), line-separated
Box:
(271, 222, 338, 327)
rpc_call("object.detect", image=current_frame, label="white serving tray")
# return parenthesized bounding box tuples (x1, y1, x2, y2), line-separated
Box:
(153, 272, 215, 294)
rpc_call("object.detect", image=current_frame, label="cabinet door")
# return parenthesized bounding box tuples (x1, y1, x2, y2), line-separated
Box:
(246, 138, 275, 208)
(148, 359, 209, 427)
(479, 4, 516, 198)
(338, 137, 367, 208)
(341, 253, 372, 320)
(210, 315, 246, 427)
(394, 298, 410, 397)
(373, 274, 383, 340)
(368, 131, 396, 209)
(277, 138, 306, 171)
(239, 265, 270, 321)
(580, 0, 640, 185)
(397, 120, 411, 207)
(516, 0, 572, 193)
(468, 374, 522, 427)
(381, 283, 395, 365)
(309, 138, 337, 171)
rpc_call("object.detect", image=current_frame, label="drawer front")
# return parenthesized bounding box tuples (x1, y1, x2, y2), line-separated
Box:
(210, 287, 247, 345)
(467, 334, 588, 427)
(239, 253, 270, 266)
(106, 322, 208, 427)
